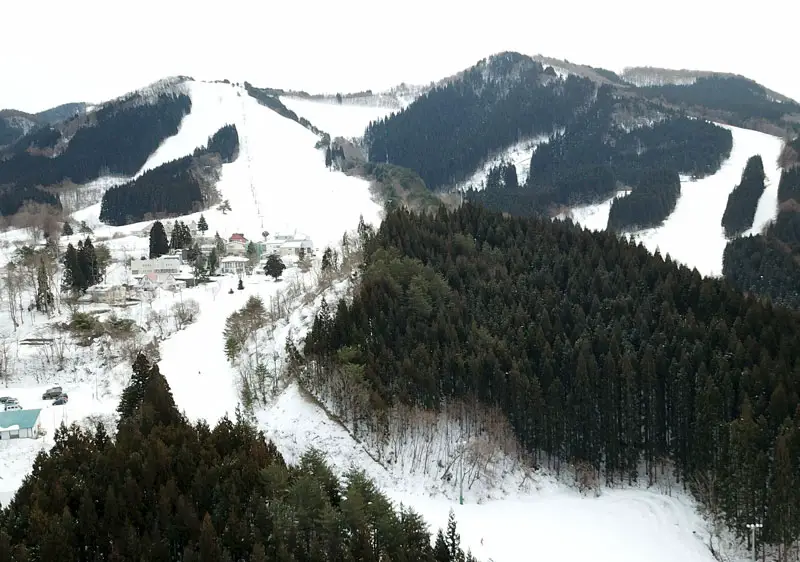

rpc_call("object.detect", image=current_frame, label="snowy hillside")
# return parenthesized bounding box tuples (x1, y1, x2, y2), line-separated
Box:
(457, 135, 551, 191)
(566, 124, 783, 277)
(279, 96, 394, 139)
(72, 79, 382, 251)
(0, 80, 756, 562)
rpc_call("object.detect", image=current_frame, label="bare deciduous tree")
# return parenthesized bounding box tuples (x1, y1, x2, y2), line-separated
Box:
(3, 264, 22, 330)
(171, 298, 200, 331)
(0, 337, 13, 387)
(147, 310, 169, 340)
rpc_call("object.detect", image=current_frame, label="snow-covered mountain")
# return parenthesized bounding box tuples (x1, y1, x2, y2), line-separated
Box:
(564, 124, 783, 277)
(0, 67, 789, 562)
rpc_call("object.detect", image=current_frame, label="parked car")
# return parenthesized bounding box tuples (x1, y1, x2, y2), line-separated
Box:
(53, 397, 68, 406)
(0, 396, 17, 405)
(4, 403, 22, 412)
(53, 393, 68, 403)
(42, 386, 63, 400)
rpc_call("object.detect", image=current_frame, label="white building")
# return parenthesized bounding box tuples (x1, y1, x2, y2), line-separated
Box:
(262, 232, 314, 258)
(131, 255, 182, 283)
(81, 284, 127, 304)
(220, 256, 249, 276)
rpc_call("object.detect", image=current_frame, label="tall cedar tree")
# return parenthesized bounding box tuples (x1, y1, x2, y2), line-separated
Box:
(149, 221, 170, 258)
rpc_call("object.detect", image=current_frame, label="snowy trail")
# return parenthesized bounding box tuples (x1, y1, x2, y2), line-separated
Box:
(568, 124, 783, 277)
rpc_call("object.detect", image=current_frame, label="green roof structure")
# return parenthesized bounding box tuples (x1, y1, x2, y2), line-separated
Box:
(0, 408, 42, 430)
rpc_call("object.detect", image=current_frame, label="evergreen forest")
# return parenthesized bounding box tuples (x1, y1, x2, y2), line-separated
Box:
(99, 125, 239, 226)
(467, 91, 731, 218)
(606, 169, 681, 231)
(720, 155, 767, 238)
(724, 142, 800, 308)
(0, 94, 191, 191)
(0, 354, 478, 562)
(304, 203, 800, 552)
(635, 76, 800, 132)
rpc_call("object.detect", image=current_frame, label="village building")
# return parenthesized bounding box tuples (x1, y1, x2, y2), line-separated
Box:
(0, 408, 42, 440)
(220, 256, 249, 276)
(226, 233, 248, 256)
(130, 255, 182, 283)
(261, 232, 314, 259)
(79, 284, 128, 305)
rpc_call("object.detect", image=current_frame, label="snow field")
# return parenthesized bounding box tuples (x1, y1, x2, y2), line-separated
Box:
(457, 134, 551, 191)
(566, 124, 784, 277)
(279, 96, 395, 139)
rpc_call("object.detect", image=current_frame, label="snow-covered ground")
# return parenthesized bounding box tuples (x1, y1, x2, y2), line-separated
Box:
(71, 79, 382, 253)
(458, 135, 551, 191)
(280, 96, 394, 139)
(566, 124, 783, 277)
(0, 80, 752, 562)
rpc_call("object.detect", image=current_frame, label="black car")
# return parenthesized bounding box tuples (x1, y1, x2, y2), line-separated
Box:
(42, 386, 63, 400)
(53, 397, 68, 406)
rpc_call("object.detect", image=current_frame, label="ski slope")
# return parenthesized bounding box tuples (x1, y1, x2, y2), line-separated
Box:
(280, 96, 395, 139)
(568, 125, 783, 277)
(457, 135, 551, 191)
(73, 80, 382, 251)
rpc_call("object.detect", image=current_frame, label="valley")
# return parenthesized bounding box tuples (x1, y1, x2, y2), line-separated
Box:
(0, 51, 799, 562)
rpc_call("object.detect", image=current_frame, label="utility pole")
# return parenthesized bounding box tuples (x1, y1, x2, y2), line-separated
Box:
(746, 522, 762, 562)
(459, 440, 466, 505)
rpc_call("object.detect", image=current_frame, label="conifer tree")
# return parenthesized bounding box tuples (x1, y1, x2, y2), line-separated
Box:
(198, 214, 208, 234)
(264, 254, 285, 281)
(149, 221, 170, 258)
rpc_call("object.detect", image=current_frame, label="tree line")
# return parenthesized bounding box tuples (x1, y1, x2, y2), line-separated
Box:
(304, 203, 800, 554)
(721, 155, 767, 238)
(0, 94, 191, 191)
(607, 168, 681, 231)
(469, 90, 732, 219)
(99, 125, 239, 226)
(365, 52, 597, 190)
(62, 237, 112, 294)
(0, 354, 479, 562)
(724, 140, 800, 308)
(636, 75, 800, 132)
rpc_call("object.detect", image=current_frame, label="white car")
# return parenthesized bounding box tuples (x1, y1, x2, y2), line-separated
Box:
(4, 403, 22, 412)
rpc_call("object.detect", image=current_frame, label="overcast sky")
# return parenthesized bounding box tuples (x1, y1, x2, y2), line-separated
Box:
(2, 0, 798, 113)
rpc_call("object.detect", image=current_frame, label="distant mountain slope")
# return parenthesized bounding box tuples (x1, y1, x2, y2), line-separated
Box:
(0, 110, 38, 147)
(723, 135, 800, 306)
(34, 102, 87, 124)
(563, 125, 782, 277)
(73, 79, 381, 251)
(0, 79, 192, 216)
(367, 52, 797, 202)
(0, 102, 87, 148)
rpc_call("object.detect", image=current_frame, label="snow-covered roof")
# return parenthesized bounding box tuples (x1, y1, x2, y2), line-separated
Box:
(0, 408, 41, 431)
(281, 240, 313, 248)
(221, 256, 249, 263)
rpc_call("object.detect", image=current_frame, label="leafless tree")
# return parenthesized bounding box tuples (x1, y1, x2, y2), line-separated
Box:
(0, 336, 12, 387)
(3, 264, 22, 329)
(11, 201, 62, 244)
(147, 310, 169, 340)
(171, 298, 200, 331)
(49, 337, 72, 371)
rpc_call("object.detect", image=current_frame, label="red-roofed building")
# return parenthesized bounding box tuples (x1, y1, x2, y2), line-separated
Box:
(227, 233, 248, 255)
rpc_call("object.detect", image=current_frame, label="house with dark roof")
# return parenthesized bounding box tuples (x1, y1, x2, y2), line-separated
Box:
(0, 408, 42, 439)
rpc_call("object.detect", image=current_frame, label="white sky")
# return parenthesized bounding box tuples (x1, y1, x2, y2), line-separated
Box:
(1, 0, 798, 113)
